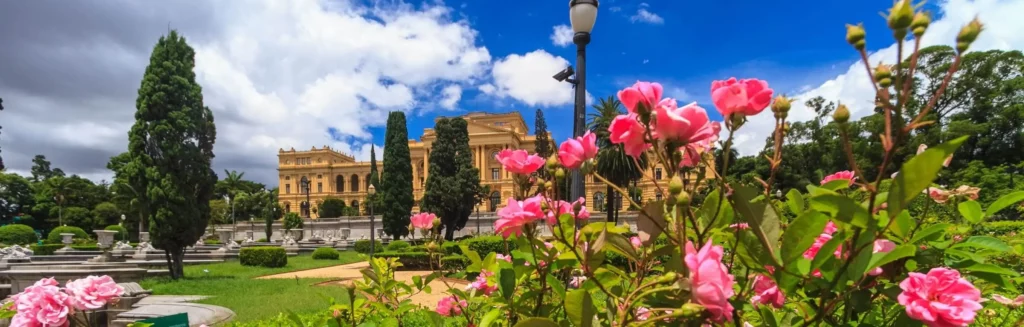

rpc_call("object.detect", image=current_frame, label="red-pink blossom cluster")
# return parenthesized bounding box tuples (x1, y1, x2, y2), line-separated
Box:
(898, 268, 981, 327)
(10, 276, 125, 327)
(409, 212, 435, 230)
(684, 239, 735, 323)
(435, 296, 467, 317)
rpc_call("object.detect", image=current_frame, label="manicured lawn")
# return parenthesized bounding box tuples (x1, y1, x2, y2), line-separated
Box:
(140, 251, 364, 322)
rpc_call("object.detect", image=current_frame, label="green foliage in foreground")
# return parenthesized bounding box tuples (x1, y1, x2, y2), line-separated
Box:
(140, 252, 362, 322)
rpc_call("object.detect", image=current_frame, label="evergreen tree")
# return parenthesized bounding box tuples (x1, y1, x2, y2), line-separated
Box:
(0, 97, 4, 171)
(534, 109, 553, 159)
(127, 31, 217, 279)
(365, 145, 382, 214)
(421, 118, 480, 240)
(380, 112, 413, 239)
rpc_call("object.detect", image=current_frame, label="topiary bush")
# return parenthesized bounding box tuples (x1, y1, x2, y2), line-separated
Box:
(386, 240, 411, 252)
(0, 224, 38, 245)
(354, 240, 383, 254)
(240, 246, 287, 267)
(45, 226, 89, 244)
(311, 247, 340, 260)
(105, 225, 128, 240)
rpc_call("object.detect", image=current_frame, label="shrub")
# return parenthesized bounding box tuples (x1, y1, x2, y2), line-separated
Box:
(442, 241, 461, 256)
(283, 212, 303, 231)
(311, 247, 340, 260)
(441, 255, 468, 270)
(974, 221, 1024, 236)
(46, 226, 89, 244)
(105, 225, 128, 240)
(409, 245, 428, 252)
(354, 240, 383, 254)
(206, 239, 222, 245)
(30, 244, 65, 255)
(386, 240, 411, 252)
(372, 252, 431, 270)
(0, 224, 38, 245)
(461, 236, 511, 255)
(257, 238, 268, 242)
(240, 247, 287, 267)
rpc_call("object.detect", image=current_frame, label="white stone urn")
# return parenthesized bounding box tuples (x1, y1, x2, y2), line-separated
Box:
(215, 229, 234, 251)
(60, 233, 74, 249)
(340, 228, 351, 240)
(290, 229, 304, 241)
(93, 230, 117, 250)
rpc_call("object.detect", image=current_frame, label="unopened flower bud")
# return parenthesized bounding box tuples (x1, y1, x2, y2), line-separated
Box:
(887, 0, 914, 31)
(911, 12, 930, 37)
(432, 218, 442, 228)
(426, 242, 440, 252)
(846, 24, 866, 50)
(536, 178, 546, 187)
(669, 175, 684, 195)
(555, 168, 566, 180)
(545, 181, 554, 189)
(680, 302, 704, 317)
(874, 64, 893, 87)
(408, 224, 415, 232)
(834, 104, 851, 124)
(956, 18, 983, 54)
(661, 272, 678, 282)
(771, 95, 791, 113)
(546, 154, 560, 170)
(675, 191, 691, 207)
(529, 176, 537, 185)
(728, 114, 745, 130)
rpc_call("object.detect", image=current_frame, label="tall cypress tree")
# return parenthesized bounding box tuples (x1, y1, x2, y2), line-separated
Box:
(381, 112, 413, 239)
(128, 31, 217, 279)
(421, 118, 479, 240)
(365, 145, 382, 214)
(0, 98, 5, 171)
(534, 109, 552, 159)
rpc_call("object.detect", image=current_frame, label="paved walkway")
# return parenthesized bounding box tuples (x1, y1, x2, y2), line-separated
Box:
(258, 262, 467, 307)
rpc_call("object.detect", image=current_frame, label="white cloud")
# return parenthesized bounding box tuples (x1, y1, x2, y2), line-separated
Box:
(484, 50, 589, 107)
(727, 0, 1024, 156)
(631, 8, 664, 25)
(551, 24, 574, 47)
(440, 85, 463, 109)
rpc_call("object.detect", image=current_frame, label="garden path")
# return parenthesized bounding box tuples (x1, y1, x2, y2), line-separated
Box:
(257, 261, 468, 307)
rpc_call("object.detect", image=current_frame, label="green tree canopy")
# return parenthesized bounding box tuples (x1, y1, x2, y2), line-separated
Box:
(380, 112, 414, 239)
(420, 118, 480, 240)
(318, 197, 348, 218)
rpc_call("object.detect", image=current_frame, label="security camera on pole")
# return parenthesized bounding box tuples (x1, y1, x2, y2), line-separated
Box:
(555, 0, 598, 211)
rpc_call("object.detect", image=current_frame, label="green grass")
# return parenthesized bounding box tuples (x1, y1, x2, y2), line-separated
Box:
(140, 251, 364, 322)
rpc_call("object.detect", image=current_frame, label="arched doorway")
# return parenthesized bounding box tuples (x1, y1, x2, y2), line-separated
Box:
(489, 191, 501, 211)
(593, 192, 605, 212)
(350, 174, 359, 193)
(300, 201, 310, 217)
(284, 202, 291, 214)
(351, 200, 360, 214)
(336, 175, 344, 192)
(655, 192, 663, 202)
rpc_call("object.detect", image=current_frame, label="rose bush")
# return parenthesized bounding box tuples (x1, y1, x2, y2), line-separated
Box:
(2, 275, 124, 327)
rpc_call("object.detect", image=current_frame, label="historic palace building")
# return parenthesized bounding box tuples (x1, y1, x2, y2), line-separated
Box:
(277, 111, 681, 218)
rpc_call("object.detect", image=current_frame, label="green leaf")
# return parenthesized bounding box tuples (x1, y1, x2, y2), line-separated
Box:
(786, 189, 804, 214)
(479, 309, 503, 327)
(547, 274, 566, 299)
(604, 232, 638, 262)
(499, 268, 516, 300)
(963, 263, 1020, 277)
(809, 194, 871, 228)
(565, 289, 595, 327)
(781, 210, 829, 267)
(986, 191, 1024, 217)
(958, 201, 984, 224)
(759, 306, 780, 327)
(286, 310, 305, 327)
(967, 271, 1020, 293)
(820, 179, 854, 191)
(888, 136, 968, 218)
(698, 189, 734, 229)
(867, 244, 916, 273)
(513, 317, 559, 327)
(890, 210, 915, 240)
(731, 184, 781, 262)
(951, 236, 1013, 252)
(910, 223, 951, 244)
(635, 200, 666, 245)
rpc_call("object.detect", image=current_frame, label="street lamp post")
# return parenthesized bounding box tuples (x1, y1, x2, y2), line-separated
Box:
(249, 217, 254, 240)
(568, 0, 598, 204)
(224, 194, 236, 243)
(368, 185, 377, 257)
(120, 214, 127, 242)
(300, 176, 311, 240)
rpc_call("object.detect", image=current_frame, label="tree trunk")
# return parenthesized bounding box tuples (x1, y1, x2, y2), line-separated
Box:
(605, 186, 615, 223)
(171, 247, 185, 278)
(444, 224, 455, 241)
(164, 250, 176, 280)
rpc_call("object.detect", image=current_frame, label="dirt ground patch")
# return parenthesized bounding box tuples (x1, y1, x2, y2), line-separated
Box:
(259, 261, 468, 307)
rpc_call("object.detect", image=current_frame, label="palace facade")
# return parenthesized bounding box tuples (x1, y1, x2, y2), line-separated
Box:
(277, 111, 682, 218)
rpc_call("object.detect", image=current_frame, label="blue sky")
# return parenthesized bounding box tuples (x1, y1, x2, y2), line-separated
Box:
(362, 0, 938, 147)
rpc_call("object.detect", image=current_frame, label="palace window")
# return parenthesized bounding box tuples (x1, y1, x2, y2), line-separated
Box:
(491, 151, 500, 161)
(656, 192, 663, 201)
(489, 191, 501, 211)
(655, 168, 663, 180)
(285, 184, 291, 194)
(594, 192, 606, 212)
(317, 182, 322, 193)
(492, 168, 500, 180)
(336, 175, 344, 192)
(317, 174, 322, 179)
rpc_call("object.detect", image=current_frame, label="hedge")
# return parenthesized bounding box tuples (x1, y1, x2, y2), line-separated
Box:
(31, 244, 64, 255)
(386, 240, 411, 252)
(46, 226, 89, 244)
(311, 247, 340, 260)
(105, 225, 128, 240)
(354, 240, 383, 254)
(409, 245, 428, 253)
(240, 247, 287, 267)
(441, 255, 468, 270)
(372, 252, 432, 270)
(0, 224, 38, 245)
(973, 221, 1024, 236)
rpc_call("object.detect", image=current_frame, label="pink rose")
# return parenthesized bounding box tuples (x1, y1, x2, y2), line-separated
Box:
(678, 122, 721, 168)
(653, 101, 718, 145)
(558, 131, 598, 170)
(953, 185, 980, 201)
(12, 278, 72, 327)
(992, 294, 1024, 307)
(803, 222, 840, 260)
(618, 81, 664, 114)
(569, 276, 588, 288)
(685, 239, 735, 323)
(466, 270, 497, 296)
(926, 188, 951, 204)
(495, 149, 544, 175)
(494, 195, 544, 238)
(435, 296, 467, 317)
(917, 144, 953, 167)
(496, 254, 512, 263)
(545, 199, 573, 225)
(65, 275, 124, 311)
(636, 307, 651, 321)
(608, 113, 651, 158)
(820, 170, 856, 186)
(409, 212, 436, 230)
(750, 273, 784, 308)
(630, 236, 642, 250)
(868, 239, 897, 276)
(729, 223, 750, 230)
(898, 268, 982, 327)
(710, 78, 773, 117)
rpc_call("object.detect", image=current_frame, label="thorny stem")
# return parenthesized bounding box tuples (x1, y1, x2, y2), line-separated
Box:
(699, 127, 736, 242)
(838, 126, 868, 187)
(899, 38, 923, 116)
(764, 115, 787, 197)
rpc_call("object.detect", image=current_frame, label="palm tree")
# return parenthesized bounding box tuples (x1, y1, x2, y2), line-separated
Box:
(587, 96, 648, 223)
(44, 176, 71, 226)
(220, 170, 246, 201)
